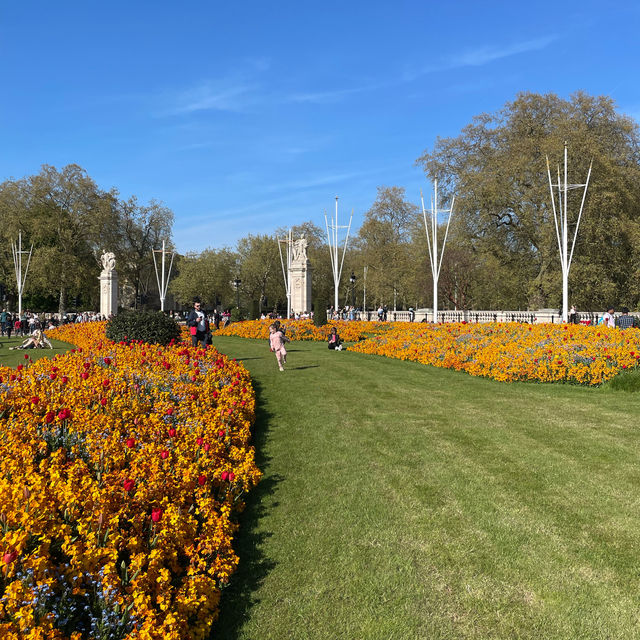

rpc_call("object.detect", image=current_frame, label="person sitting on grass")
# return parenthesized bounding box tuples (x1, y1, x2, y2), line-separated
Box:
(328, 326, 343, 351)
(10, 329, 53, 350)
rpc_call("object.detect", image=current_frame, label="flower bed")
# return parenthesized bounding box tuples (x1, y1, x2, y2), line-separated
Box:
(348, 322, 640, 385)
(213, 319, 384, 342)
(0, 322, 260, 639)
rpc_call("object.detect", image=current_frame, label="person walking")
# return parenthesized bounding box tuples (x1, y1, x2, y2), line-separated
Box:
(269, 323, 289, 371)
(5, 312, 12, 338)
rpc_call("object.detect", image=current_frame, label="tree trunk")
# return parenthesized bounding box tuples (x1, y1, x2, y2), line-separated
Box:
(58, 287, 66, 316)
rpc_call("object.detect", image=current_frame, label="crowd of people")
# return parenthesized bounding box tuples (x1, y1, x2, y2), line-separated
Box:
(0, 309, 108, 338)
(329, 305, 359, 321)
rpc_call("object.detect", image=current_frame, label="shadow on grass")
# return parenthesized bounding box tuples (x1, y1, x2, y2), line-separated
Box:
(289, 365, 319, 370)
(603, 369, 640, 392)
(211, 378, 281, 640)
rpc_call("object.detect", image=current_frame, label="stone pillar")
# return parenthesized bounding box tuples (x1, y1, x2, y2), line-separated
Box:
(289, 235, 312, 315)
(291, 261, 312, 315)
(99, 252, 118, 318)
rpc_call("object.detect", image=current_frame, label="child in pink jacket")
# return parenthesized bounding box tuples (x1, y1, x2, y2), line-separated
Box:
(269, 323, 288, 371)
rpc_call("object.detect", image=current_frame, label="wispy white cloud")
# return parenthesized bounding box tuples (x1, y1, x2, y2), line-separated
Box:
(264, 170, 373, 193)
(158, 34, 557, 118)
(288, 83, 381, 104)
(403, 34, 557, 81)
(450, 35, 558, 67)
(161, 80, 260, 115)
(157, 58, 272, 116)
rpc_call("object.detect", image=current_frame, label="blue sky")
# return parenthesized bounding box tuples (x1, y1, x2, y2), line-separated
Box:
(1, 1, 638, 253)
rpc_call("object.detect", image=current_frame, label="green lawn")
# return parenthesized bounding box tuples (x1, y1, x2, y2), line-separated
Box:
(210, 336, 640, 640)
(0, 335, 71, 368)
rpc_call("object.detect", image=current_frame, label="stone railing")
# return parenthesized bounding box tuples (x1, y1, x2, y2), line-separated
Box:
(332, 309, 619, 325)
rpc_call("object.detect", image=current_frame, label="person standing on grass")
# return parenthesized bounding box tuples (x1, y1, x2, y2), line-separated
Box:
(269, 323, 288, 371)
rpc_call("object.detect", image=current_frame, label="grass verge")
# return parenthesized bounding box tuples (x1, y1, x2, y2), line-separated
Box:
(210, 336, 640, 640)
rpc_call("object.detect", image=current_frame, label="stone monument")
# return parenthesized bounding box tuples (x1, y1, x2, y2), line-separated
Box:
(290, 235, 312, 315)
(99, 251, 118, 318)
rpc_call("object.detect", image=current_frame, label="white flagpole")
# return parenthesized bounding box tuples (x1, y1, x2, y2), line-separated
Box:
(278, 230, 292, 319)
(324, 196, 353, 310)
(11, 232, 33, 317)
(421, 179, 455, 323)
(546, 142, 592, 323)
(152, 240, 175, 312)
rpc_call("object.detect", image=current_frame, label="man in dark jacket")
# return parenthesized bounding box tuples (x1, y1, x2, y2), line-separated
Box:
(186, 300, 207, 348)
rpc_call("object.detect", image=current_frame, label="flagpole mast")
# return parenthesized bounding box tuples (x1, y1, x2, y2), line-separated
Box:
(546, 142, 592, 323)
(11, 232, 33, 317)
(152, 240, 175, 312)
(324, 196, 353, 311)
(421, 179, 454, 323)
(278, 229, 292, 319)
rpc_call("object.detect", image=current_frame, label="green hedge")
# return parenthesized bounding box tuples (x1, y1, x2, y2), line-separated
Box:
(105, 311, 181, 345)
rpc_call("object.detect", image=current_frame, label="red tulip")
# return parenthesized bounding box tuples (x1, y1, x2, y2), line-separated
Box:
(151, 508, 163, 523)
(126, 438, 135, 449)
(81, 372, 89, 380)
(228, 472, 236, 482)
(23, 354, 28, 360)
(57, 408, 71, 421)
(44, 411, 55, 424)
(166, 407, 174, 416)
(103, 357, 111, 365)
(49, 373, 57, 380)
(123, 478, 135, 492)
(2, 549, 18, 565)
(160, 450, 169, 460)
(83, 362, 91, 370)
(30, 396, 39, 405)
(198, 474, 206, 486)
(100, 398, 107, 407)
(196, 437, 203, 446)
(168, 428, 176, 438)
(61, 376, 68, 384)
(218, 430, 225, 438)
(221, 471, 229, 481)
(203, 443, 210, 452)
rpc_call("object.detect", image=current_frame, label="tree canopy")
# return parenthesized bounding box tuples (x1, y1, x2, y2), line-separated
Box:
(416, 91, 640, 310)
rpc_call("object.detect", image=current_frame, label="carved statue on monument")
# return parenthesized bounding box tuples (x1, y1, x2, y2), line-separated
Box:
(289, 234, 312, 315)
(101, 251, 116, 274)
(99, 251, 118, 318)
(292, 235, 308, 263)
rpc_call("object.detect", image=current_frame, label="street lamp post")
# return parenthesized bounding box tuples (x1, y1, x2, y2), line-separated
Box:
(233, 278, 241, 309)
(350, 271, 356, 308)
